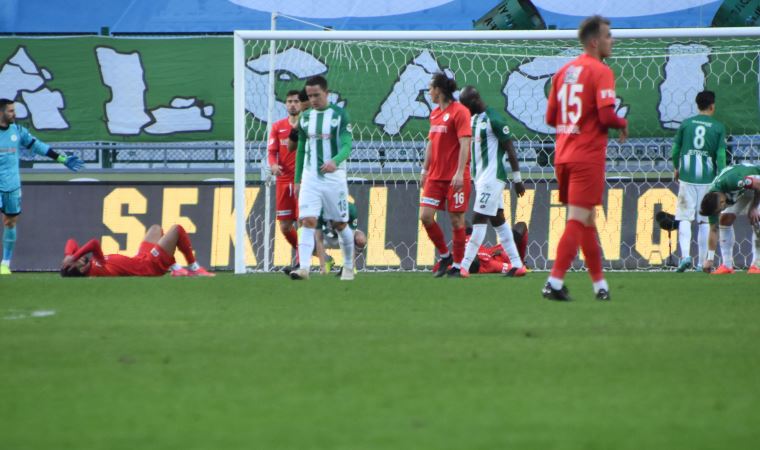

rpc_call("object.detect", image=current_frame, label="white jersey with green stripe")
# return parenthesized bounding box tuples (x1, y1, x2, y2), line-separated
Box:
(470, 107, 511, 184)
(298, 104, 350, 183)
(673, 114, 726, 185)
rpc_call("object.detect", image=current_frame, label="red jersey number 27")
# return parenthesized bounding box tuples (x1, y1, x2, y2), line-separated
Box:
(558, 83, 583, 124)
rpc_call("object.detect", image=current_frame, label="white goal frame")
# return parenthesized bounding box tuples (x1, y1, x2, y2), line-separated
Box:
(233, 27, 760, 274)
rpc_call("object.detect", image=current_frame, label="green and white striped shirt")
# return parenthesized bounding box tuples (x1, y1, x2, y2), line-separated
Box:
(672, 114, 726, 185)
(470, 107, 512, 184)
(296, 104, 352, 183)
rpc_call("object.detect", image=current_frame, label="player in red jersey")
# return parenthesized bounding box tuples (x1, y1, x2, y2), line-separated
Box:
(268, 90, 302, 266)
(543, 15, 628, 301)
(60, 224, 214, 277)
(420, 73, 472, 277)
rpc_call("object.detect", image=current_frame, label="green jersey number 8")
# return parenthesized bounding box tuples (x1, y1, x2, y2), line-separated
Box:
(693, 125, 706, 150)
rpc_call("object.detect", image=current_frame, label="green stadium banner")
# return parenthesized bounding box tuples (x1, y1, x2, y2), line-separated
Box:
(1, 36, 759, 142)
(4, 181, 755, 272)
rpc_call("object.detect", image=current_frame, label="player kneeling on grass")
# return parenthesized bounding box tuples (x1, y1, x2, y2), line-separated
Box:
(60, 225, 214, 277)
(457, 85, 527, 278)
(315, 201, 366, 276)
(699, 163, 760, 274)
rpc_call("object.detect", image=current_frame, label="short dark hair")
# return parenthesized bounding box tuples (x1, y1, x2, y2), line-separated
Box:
(305, 75, 328, 91)
(431, 72, 457, 101)
(578, 15, 610, 45)
(60, 265, 86, 277)
(0, 98, 13, 111)
(696, 91, 716, 111)
(286, 89, 301, 98)
(700, 191, 722, 217)
(298, 89, 309, 102)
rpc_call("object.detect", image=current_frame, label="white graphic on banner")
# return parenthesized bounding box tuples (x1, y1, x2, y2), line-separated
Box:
(374, 50, 455, 135)
(229, 0, 453, 18)
(658, 43, 709, 129)
(96, 47, 214, 135)
(503, 50, 577, 134)
(245, 47, 345, 124)
(0, 47, 68, 130)
(504, 49, 628, 133)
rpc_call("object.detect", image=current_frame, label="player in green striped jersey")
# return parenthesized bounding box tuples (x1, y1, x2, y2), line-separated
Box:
(699, 163, 760, 274)
(671, 91, 727, 272)
(458, 86, 527, 277)
(291, 76, 355, 281)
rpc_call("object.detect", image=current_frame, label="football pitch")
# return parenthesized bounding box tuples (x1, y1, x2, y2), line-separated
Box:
(2, 272, 759, 450)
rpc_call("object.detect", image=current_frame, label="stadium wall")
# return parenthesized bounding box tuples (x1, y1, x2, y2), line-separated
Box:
(6, 181, 754, 272)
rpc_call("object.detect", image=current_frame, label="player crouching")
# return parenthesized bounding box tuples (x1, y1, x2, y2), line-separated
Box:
(60, 224, 214, 277)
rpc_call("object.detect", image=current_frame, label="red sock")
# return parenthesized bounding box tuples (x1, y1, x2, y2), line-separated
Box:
(550, 219, 584, 279)
(580, 225, 604, 282)
(424, 222, 449, 255)
(284, 226, 298, 250)
(452, 226, 466, 265)
(175, 225, 196, 265)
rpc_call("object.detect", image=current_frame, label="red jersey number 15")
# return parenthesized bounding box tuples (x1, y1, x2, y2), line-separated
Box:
(558, 83, 583, 125)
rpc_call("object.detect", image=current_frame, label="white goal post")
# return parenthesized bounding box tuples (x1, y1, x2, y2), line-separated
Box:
(233, 27, 760, 274)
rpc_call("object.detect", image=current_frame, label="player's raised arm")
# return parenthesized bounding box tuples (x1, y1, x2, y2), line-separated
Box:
(70, 238, 105, 264)
(19, 127, 84, 171)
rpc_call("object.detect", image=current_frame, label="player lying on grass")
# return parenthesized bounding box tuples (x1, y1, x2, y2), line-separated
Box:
(433, 222, 529, 275)
(60, 224, 214, 277)
(699, 163, 760, 274)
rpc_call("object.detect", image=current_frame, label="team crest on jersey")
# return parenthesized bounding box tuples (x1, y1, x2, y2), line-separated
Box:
(502, 125, 510, 135)
(564, 66, 583, 84)
(150, 248, 159, 257)
(10, 134, 17, 142)
(346, 123, 353, 133)
(443, 113, 450, 122)
(331, 118, 339, 127)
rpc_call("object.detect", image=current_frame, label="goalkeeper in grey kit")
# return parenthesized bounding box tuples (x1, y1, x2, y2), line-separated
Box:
(0, 99, 84, 275)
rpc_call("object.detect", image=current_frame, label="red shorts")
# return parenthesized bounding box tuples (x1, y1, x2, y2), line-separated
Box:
(555, 162, 605, 209)
(420, 179, 471, 213)
(276, 180, 298, 221)
(136, 241, 175, 275)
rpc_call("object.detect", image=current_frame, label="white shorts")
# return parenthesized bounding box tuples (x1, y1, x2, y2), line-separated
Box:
(473, 180, 505, 216)
(723, 192, 760, 217)
(298, 177, 349, 223)
(675, 181, 710, 222)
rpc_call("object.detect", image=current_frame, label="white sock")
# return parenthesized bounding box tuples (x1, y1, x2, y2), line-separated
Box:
(752, 224, 760, 268)
(719, 225, 735, 268)
(298, 227, 316, 271)
(697, 222, 709, 266)
(461, 224, 486, 272)
(547, 276, 563, 290)
(189, 262, 200, 271)
(593, 279, 609, 294)
(338, 226, 355, 271)
(678, 220, 692, 259)
(170, 263, 182, 271)
(1, 259, 9, 265)
(495, 223, 523, 268)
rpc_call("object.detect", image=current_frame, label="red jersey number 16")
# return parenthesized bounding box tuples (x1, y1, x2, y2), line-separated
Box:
(558, 83, 583, 125)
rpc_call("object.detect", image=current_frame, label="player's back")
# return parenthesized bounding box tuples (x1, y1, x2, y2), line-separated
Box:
(676, 115, 725, 184)
(711, 163, 760, 198)
(549, 54, 617, 165)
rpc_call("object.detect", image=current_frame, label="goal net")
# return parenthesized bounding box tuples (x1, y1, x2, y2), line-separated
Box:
(233, 29, 760, 274)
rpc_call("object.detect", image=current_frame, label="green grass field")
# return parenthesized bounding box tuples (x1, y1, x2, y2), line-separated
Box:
(2, 272, 759, 450)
